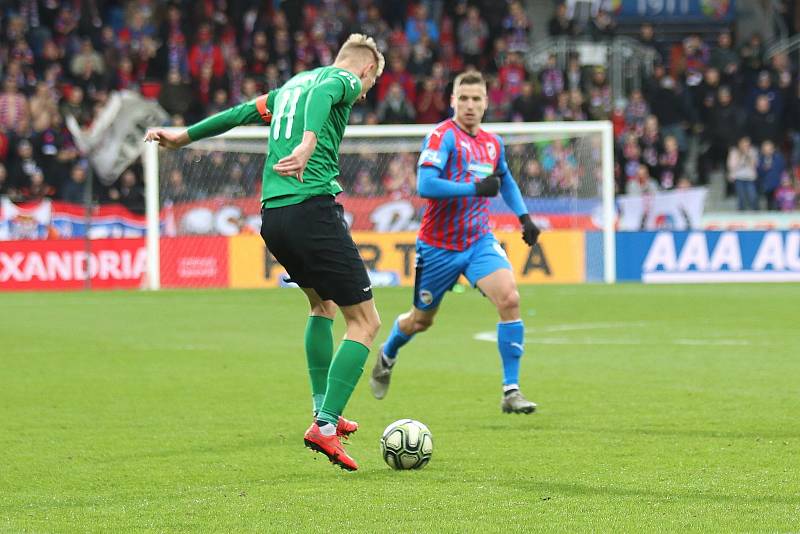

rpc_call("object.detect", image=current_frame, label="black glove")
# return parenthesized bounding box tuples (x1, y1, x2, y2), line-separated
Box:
(474, 173, 501, 197)
(519, 214, 541, 246)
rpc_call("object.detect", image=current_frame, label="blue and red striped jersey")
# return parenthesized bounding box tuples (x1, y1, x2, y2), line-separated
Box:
(417, 119, 508, 251)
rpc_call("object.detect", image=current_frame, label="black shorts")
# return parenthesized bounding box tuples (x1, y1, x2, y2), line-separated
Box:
(260, 195, 373, 306)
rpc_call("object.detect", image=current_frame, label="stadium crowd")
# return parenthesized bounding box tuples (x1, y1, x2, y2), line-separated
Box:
(0, 0, 798, 212)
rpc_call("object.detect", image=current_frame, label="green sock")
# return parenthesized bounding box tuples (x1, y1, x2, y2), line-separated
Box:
(317, 340, 370, 426)
(304, 316, 334, 414)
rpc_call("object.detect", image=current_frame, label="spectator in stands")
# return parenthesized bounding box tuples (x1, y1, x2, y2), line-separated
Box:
(627, 164, 659, 196)
(682, 34, 710, 88)
(415, 78, 447, 124)
(483, 75, 508, 122)
(727, 136, 759, 211)
(61, 161, 88, 204)
(757, 140, 786, 210)
(585, 66, 611, 116)
(158, 68, 193, 118)
(8, 139, 40, 190)
(691, 67, 721, 132)
(69, 37, 105, 79)
(0, 163, 11, 198)
(589, 9, 616, 41)
(163, 168, 196, 203)
(405, 4, 439, 45)
(544, 90, 571, 121)
(699, 86, 741, 184)
(511, 81, 543, 122)
(377, 82, 416, 124)
(649, 75, 690, 153)
(617, 132, 642, 193)
(749, 70, 783, 114)
(217, 163, 247, 200)
(748, 94, 781, 146)
(382, 154, 416, 198)
(739, 33, 766, 82)
(377, 55, 416, 104)
(774, 174, 797, 211)
(59, 86, 91, 127)
(503, 1, 531, 52)
(352, 168, 378, 196)
(520, 159, 546, 196)
(360, 5, 391, 52)
(624, 89, 649, 135)
(636, 23, 666, 63)
(20, 169, 55, 201)
(539, 54, 565, 101)
(188, 23, 225, 79)
(548, 3, 575, 37)
(499, 51, 526, 98)
(657, 135, 683, 190)
(566, 88, 588, 121)
(0, 78, 30, 135)
(639, 115, 662, 177)
(564, 53, 584, 92)
(458, 6, 490, 68)
(709, 30, 739, 83)
(408, 42, 434, 78)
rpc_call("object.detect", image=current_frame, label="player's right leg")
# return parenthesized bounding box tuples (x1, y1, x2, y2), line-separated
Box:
(370, 240, 463, 399)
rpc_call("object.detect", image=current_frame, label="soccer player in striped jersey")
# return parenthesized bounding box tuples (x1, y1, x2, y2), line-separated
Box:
(370, 71, 541, 414)
(146, 34, 385, 471)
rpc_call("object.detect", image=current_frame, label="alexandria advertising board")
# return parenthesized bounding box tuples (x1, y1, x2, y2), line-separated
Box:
(616, 231, 800, 282)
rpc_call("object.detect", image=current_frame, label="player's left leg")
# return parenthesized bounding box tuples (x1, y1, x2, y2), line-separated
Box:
(467, 235, 537, 414)
(300, 288, 357, 438)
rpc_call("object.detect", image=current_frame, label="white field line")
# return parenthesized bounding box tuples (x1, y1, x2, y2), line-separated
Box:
(473, 321, 753, 346)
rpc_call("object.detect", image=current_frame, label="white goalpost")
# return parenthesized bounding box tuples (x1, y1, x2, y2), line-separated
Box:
(141, 121, 615, 290)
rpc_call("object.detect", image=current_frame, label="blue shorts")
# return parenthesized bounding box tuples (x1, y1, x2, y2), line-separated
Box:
(414, 233, 512, 310)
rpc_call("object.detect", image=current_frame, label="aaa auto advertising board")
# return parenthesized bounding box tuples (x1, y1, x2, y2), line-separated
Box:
(616, 231, 800, 282)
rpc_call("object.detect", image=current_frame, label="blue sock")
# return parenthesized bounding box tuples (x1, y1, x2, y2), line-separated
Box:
(497, 320, 524, 386)
(383, 318, 414, 359)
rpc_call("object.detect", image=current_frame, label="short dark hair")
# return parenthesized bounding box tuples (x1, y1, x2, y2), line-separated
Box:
(453, 71, 486, 89)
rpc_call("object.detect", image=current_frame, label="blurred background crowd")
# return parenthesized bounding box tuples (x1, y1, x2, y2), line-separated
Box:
(1, 0, 799, 212)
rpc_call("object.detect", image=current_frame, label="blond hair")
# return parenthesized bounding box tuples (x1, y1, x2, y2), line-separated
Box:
(453, 71, 486, 89)
(336, 33, 385, 77)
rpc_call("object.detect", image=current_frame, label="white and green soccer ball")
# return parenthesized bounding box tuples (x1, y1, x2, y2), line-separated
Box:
(380, 419, 433, 470)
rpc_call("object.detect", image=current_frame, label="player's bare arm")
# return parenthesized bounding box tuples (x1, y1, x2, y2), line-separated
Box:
(143, 128, 191, 150)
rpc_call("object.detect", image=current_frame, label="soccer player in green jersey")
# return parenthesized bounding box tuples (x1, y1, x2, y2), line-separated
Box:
(145, 34, 385, 471)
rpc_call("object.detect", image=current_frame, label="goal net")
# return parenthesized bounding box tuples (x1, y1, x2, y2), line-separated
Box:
(142, 122, 614, 290)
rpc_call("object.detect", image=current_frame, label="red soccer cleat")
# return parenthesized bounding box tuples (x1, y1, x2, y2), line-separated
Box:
(336, 416, 358, 438)
(304, 423, 359, 471)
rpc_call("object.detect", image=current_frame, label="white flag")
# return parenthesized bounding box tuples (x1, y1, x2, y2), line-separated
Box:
(66, 90, 168, 185)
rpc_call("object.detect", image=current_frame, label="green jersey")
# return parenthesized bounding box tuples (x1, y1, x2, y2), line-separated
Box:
(186, 66, 362, 208)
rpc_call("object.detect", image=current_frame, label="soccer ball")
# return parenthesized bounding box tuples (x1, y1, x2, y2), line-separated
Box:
(380, 419, 433, 470)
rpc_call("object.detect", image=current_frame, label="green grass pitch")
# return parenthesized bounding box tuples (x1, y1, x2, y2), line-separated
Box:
(1, 284, 799, 532)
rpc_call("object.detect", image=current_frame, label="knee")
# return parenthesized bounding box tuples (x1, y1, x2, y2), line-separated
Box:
(413, 315, 433, 333)
(311, 300, 337, 319)
(497, 289, 520, 314)
(369, 313, 382, 338)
